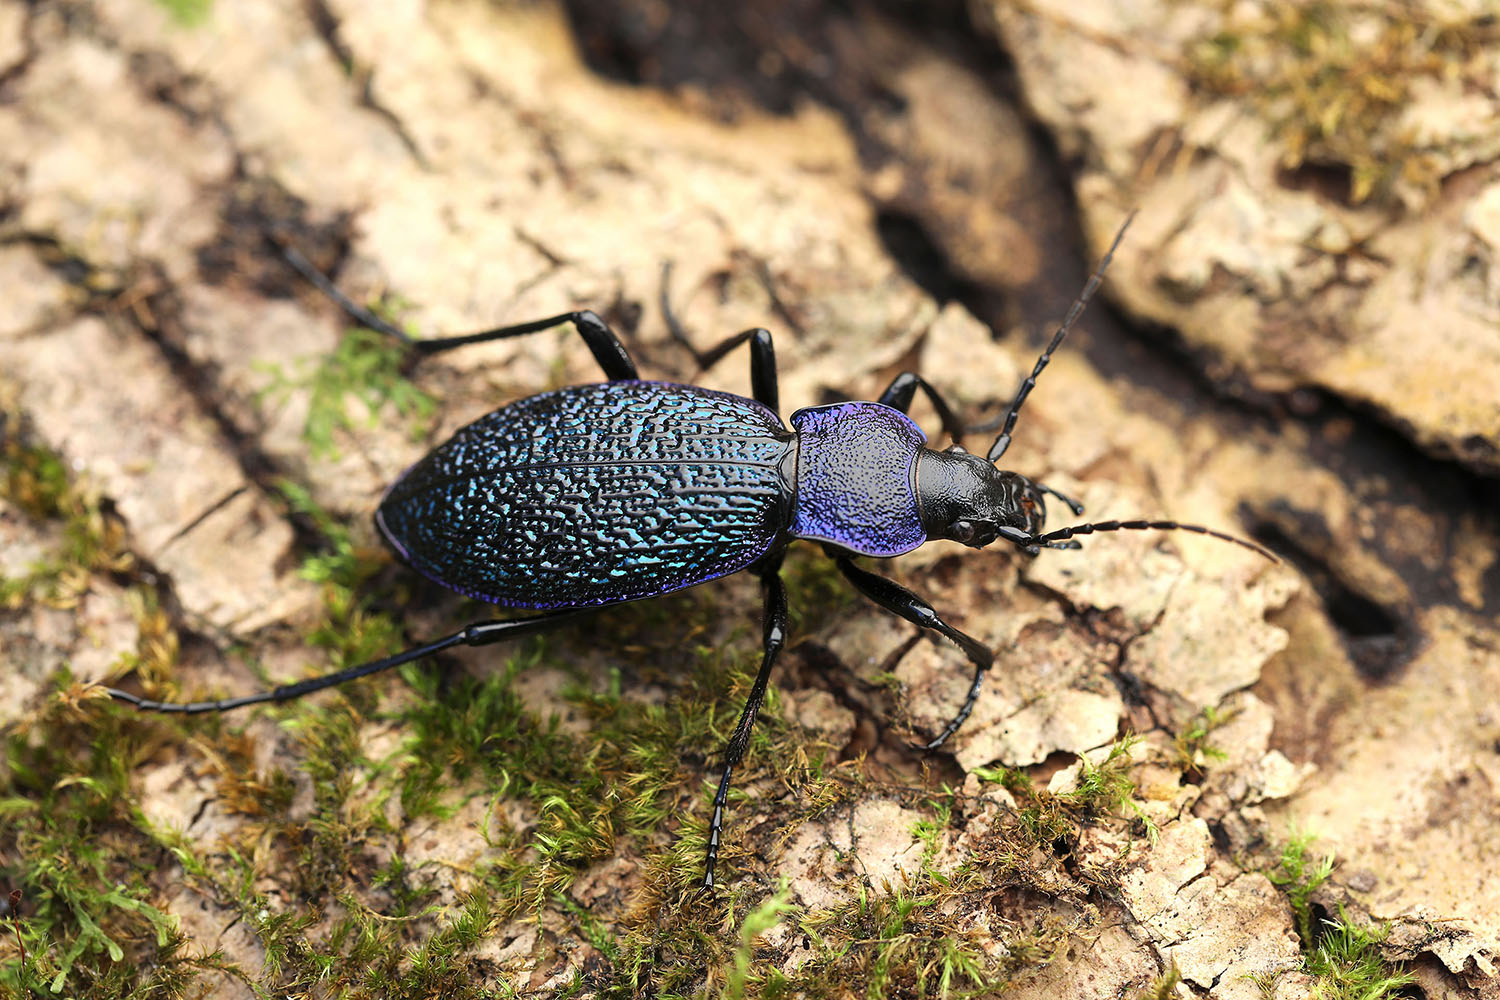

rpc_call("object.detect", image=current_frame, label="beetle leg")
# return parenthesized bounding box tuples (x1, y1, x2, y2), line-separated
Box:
(405, 311, 640, 382)
(660, 263, 781, 414)
(685, 327, 780, 416)
(877, 373, 966, 448)
(834, 556, 992, 750)
(1032, 481, 1086, 516)
(673, 326, 782, 417)
(280, 245, 640, 380)
(104, 610, 590, 714)
(702, 560, 788, 890)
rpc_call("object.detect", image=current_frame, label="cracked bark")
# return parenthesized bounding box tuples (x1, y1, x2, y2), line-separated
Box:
(2, 0, 1498, 997)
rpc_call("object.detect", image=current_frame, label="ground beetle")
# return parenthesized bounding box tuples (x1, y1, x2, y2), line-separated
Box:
(106, 216, 1273, 888)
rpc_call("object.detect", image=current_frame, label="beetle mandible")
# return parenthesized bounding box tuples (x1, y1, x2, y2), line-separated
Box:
(106, 215, 1273, 888)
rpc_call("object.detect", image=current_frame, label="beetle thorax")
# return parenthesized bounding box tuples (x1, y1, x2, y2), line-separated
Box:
(915, 450, 1046, 548)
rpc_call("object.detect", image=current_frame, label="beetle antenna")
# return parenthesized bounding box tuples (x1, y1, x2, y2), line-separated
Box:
(1018, 519, 1278, 562)
(987, 212, 1135, 464)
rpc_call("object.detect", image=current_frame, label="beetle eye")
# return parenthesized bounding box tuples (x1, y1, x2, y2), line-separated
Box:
(951, 519, 976, 543)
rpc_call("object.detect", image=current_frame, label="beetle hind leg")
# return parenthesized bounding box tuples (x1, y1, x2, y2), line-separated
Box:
(103, 610, 590, 714)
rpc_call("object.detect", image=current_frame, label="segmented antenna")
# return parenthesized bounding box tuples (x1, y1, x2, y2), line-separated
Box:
(1034, 519, 1278, 562)
(987, 213, 1136, 463)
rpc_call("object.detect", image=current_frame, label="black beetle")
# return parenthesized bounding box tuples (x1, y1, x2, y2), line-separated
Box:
(106, 216, 1272, 888)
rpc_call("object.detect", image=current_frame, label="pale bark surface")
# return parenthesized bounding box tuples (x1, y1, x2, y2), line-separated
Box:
(1, 0, 1497, 997)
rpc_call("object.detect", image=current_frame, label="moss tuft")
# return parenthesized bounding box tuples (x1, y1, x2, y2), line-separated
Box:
(1265, 831, 1413, 1000)
(0, 432, 133, 608)
(1305, 915, 1414, 1000)
(1266, 827, 1334, 946)
(1186, 3, 1498, 204)
(258, 325, 435, 460)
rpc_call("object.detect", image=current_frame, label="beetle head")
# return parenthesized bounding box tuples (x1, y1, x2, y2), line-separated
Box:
(916, 448, 1047, 550)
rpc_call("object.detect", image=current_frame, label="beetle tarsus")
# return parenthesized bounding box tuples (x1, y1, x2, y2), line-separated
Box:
(833, 556, 994, 750)
(922, 658, 987, 750)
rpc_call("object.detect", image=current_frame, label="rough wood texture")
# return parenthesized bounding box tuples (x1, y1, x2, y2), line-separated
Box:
(1, 0, 1497, 997)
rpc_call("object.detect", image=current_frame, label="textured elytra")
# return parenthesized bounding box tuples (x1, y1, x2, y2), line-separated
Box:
(378, 382, 792, 608)
(789, 402, 927, 557)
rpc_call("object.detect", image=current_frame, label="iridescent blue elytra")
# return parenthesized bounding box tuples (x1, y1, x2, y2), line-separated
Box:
(376, 384, 934, 608)
(377, 381, 793, 608)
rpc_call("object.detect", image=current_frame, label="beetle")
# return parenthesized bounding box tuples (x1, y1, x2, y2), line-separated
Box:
(105, 216, 1272, 888)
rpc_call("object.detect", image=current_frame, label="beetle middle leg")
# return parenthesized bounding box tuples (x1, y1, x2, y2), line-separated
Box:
(877, 372, 966, 448)
(692, 327, 780, 415)
(833, 556, 993, 750)
(281, 244, 640, 380)
(659, 262, 780, 414)
(702, 555, 788, 890)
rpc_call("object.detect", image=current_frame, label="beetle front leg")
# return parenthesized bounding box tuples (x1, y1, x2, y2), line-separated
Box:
(834, 556, 992, 750)
(702, 560, 788, 890)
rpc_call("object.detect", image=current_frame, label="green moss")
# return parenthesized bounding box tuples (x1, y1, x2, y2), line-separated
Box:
(1173, 705, 1235, 776)
(1305, 916, 1414, 1000)
(1264, 832, 1413, 1000)
(0, 433, 133, 607)
(723, 882, 795, 1000)
(1132, 965, 1182, 999)
(1186, 3, 1494, 204)
(151, 0, 212, 26)
(0, 693, 213, 997)
(0, 435, 214, 995)
(1059, 736, 1156, 841)
(389, 591, 833, 917)
(778, 871, 1055, 999)
(258, 326, 435, 460)
(1266, 828, 1334, 946)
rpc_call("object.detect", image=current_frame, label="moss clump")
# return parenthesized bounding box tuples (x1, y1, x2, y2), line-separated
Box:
(1173, 704, 1236, 778)
(0, 431, 132, 608)
(1132, 965, 1182, 1000)
(1304, 916, 1414, 1000)
(1264, 832, 1413, 1000)
(1187, 3, 1497, 204)
(258, 325, 435, 460)
(0, 694, 210, 997)
(1, 433, 208, 995)
(1267, 828, 1334, 946)
(773, 869, 1071, 999)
